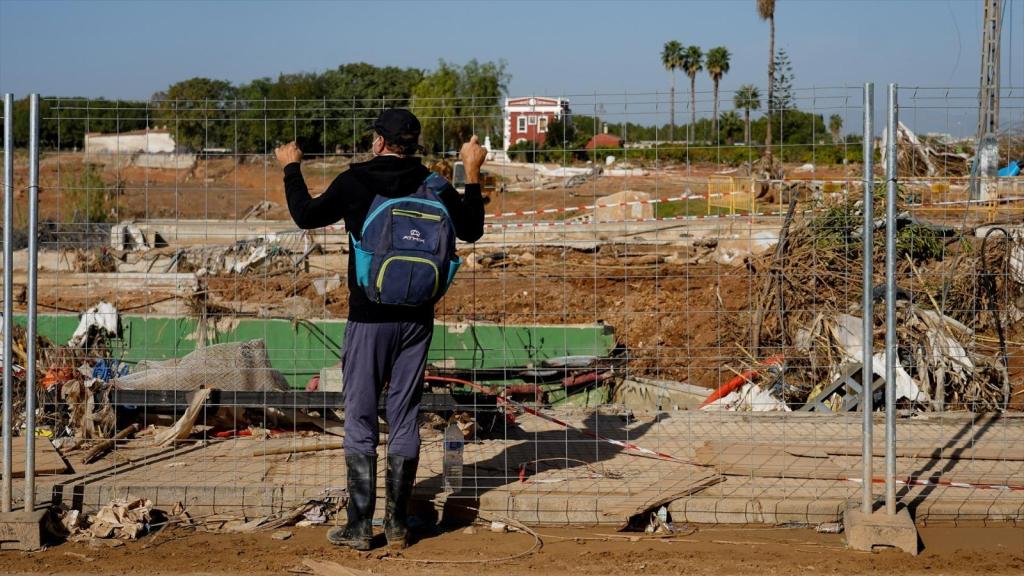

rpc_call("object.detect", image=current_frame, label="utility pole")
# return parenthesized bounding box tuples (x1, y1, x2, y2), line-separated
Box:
(979, 0, 1002, 137)
(973, 0, 1002, 200)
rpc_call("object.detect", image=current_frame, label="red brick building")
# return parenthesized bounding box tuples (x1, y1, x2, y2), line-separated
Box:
(503, 96, 570, 151)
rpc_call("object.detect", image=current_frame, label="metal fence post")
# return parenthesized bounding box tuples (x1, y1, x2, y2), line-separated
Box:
(861, 82, 874, 515)
(884, 83, 899, 516)
(2, 93, 13, 514)
(24, 94, 40, 511)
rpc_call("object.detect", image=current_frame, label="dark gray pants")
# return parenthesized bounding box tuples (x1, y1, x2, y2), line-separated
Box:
(342, 320, 433, 459)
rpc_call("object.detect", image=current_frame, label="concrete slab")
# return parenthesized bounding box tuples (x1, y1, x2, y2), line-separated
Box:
(0, 509, 49, 551)
(845, 504, 920, 555)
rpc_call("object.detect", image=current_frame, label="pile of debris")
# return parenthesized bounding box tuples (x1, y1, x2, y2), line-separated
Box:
(730, 186, 1016, 412)
(168, 233, 318, 276)
(881, 121, 972, 178)
(0, 320, 59, 435)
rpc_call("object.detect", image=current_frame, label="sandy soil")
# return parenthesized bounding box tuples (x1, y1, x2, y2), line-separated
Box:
(3, 524, 1021, 575)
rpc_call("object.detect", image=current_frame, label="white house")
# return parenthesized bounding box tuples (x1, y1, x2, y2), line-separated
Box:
(84, 129, 177, 155)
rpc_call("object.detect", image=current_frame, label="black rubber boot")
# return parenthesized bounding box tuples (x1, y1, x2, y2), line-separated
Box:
(328, 453, 377, 550)
(384, 454, 419, 550)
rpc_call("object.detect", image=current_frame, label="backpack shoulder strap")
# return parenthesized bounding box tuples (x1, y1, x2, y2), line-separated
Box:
(421, 172, 450, 196)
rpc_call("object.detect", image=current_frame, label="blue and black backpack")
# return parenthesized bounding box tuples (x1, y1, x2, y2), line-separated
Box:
(351, 172, 462, 307)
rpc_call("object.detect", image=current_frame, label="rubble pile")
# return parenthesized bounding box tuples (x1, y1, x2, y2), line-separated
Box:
(734, 186, 1017, 411)
(881, 121, 971, 178)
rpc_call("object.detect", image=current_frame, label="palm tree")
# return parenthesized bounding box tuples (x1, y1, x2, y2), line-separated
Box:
(681, 45, 703, 142)
(829, 114, 843, 143)
(733, 84, 761, 146)
(718, 110, 743, 144)
(706, 46, 731, 142)
(661, 40, 684, 142)
(757, 0, 776, 159)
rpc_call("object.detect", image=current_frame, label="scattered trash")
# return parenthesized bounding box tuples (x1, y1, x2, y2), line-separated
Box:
(816, 521, 844, 534)
(67, 302, 120, 349)
(312, 274, 342, 296)
(152, 389, 211, 447)
(735, 185, 1014, 411)
(271, 530, 293, 541)
(489, 521, 508, 533)
(644, 506, 675, 534)
(462, 525, 478, 535)
(700, 381, 791, 412)
(242, 200, 281, 221)
(68, 497, 153, 541)
(443, 420, 465, 494)
(167, 233, 316, 276)
(998, 160, 1020, 177)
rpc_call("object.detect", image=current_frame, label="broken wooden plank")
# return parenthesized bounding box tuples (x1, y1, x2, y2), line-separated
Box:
(83, 423, 140, 464)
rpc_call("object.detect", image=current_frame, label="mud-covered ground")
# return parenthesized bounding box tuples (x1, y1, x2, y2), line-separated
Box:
(3, 524, 1022, 575)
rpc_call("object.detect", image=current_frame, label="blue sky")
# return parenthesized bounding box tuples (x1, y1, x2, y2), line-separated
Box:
(1, 0, 1022, 135)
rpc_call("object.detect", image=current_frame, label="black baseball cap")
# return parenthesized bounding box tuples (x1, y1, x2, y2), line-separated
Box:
(372, 108, 421, 148)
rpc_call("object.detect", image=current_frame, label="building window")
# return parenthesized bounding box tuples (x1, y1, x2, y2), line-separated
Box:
(517, 116, 527, 133)
(528, 115, 537, 125)
(538, 116, 549, 133)
(515, 138, 527, 145)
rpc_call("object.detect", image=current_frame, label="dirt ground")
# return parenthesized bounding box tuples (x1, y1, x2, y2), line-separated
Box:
(193, 248, 753, 389)
(13, 152, 855, 223)
(3, 524, 1021, 575)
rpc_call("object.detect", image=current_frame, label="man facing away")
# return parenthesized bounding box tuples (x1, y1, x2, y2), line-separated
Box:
(275, 109, 486, 550)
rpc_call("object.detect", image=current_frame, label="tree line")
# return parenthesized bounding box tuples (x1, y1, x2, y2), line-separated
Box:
(7, 60, 509, 155)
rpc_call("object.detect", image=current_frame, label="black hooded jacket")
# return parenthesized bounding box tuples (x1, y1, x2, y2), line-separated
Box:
(283, 156, 484, 323)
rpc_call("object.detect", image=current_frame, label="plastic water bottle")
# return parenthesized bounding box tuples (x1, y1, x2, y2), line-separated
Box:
(443, 422, 464, 494)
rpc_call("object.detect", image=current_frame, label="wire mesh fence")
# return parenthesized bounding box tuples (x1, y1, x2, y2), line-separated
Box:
(1, 85, 1023, 532)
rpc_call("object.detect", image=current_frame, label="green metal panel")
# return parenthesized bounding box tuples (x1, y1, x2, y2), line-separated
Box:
(16, 314, 616, 389)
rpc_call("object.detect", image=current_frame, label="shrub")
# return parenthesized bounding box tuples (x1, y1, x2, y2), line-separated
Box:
(65, 164, 118, 223)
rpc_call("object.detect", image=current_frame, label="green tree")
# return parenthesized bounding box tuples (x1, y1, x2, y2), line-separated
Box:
(829, 113, 843, 143)
(543, 115, 578, 156)
(12, 97, 150, 150)
(322, 63, 424, 151)
(757, 0, 776, 160)
(156, 78, 237, 151)
(718, 110, 744, 144)
(682, 45, 703, 142)
(232, 77, 275, 154)
(770, 48, 795, 157)
(705, 46, 731, 142)
(770, 49, 794, 113)
(265, 72, 330, 152)
(661, 40, 684, 142)
(410, 59, 509, 153)
(733, 84, 761, 146)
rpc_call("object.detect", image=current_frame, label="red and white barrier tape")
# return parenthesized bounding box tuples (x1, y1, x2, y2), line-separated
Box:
(847, 476, 1024, 492)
